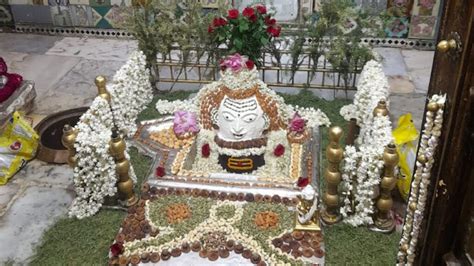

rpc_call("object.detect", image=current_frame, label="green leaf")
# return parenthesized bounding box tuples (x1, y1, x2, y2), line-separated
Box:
(239, 22, 249, 32)
(234, 38, 243, 50)
(260, 36, 269, 45)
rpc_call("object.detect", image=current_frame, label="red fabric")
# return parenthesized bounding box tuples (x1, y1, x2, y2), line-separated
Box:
(0, 73, 23, 104)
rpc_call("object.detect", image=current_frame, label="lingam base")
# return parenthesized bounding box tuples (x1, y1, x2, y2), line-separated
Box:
(368, 218, 395, 233)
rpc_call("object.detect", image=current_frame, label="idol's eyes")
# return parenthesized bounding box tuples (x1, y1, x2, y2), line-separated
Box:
(242, 113, 257, 123)
(222, 111, 235, 121)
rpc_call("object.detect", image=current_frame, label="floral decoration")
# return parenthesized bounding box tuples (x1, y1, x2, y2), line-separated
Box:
(219, 53, 255, 73)
(173, 111, 199, 137)
(289, 112, 306, 133)
(156, 166, 166, 177)
(69, 51, 152, 219)
(201, 143, 211, 158)
(273, 144, 285, 157)
(208, 4, 281, 65)
(110, 242, 124, 257)
(296, 177, 310, 188)
(338, 60, 394, 226)
(114, 192, 320, 265)
(398, 94, 445, 264)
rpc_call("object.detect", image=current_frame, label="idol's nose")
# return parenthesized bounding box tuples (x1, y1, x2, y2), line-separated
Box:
(232, 119, 244, 133)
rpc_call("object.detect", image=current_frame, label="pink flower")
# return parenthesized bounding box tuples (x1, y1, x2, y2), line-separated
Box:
(220, 53, 245, 73)
(289, 112, 306, 133)
(173, 111, 199, 135)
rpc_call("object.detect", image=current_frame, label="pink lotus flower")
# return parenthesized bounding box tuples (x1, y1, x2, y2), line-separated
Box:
(289, 112, 306, 133)
(173, 111, 199, 135)
(220, 53, 245, 72)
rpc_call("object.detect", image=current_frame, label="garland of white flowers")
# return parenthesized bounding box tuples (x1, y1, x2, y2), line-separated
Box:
(69, 51, 153, 219)
(338, 59, 393, 226)
(108, 51, 153, 137)
(397, 94, 445, 265)
(339, 60, 389, 125)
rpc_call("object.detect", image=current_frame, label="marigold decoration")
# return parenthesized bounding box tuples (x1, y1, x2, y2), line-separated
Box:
(273, 144, 285, 157)
(209, 4, 281, 65)
(166, 203, 192, 224)
(254, 211, 280, 229)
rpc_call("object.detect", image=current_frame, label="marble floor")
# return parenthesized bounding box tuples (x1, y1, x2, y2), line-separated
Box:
(0, 33, 434, 264)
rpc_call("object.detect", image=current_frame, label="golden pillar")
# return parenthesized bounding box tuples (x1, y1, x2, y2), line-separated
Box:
(373, 100, 389, 117)
(370, 143, 399, 233)
(321, 126, 344, 225)
(95, 75, 111, 102)
(61, 124, 77, 167)
(109, 131, 138, 207)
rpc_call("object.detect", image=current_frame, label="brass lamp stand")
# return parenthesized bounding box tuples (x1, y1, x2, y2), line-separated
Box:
(370, 143, 399, 233)
(321, 126, 344, 225)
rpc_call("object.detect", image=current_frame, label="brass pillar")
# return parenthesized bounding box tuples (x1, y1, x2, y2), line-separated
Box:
(373, 100, 389, 117)
(321, 126, 344, 225)
(370, 143, 399, 233)
(61, 124, 77, 167)
(95, 75, 111, 102)
(109, 130, 138, 207)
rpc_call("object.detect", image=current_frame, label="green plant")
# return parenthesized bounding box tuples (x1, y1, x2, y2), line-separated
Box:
(208, 4, 281, 66)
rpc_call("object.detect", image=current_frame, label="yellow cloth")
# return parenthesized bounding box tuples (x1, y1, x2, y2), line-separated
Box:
(0, 111, 39, 185)
(392, 113, 419, 201)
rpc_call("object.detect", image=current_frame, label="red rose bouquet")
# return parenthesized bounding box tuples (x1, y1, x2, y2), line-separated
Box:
(208, 4, 281, 67)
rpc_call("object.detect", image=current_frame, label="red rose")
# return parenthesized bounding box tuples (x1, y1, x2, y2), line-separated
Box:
(242, 7, 255, 18)
(208, 25, 214, 33)
(296, 177, 309, 187)
(110, 243, 123, 257)
(267, 26, 281, 37)
(245, 59, 255, 70)
(156, 166, 166, 177)
(264, 16, 276, 25)
(273, 144, 285, 157)
(212, 17, 227, 27)
(202, 143, 211, 158)
(228, 9, 239, 19)
(255, 4, 267, 14)
(249, 14, 257, 22)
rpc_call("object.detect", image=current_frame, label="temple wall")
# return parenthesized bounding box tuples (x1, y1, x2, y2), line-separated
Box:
(0, 0, 442, 40)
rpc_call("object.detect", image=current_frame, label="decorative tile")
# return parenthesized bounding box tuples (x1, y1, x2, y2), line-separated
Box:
(48, 0, 69, 5)
(387, 0, 414, 17)
(91, 5, 111, 28)
(50, 6, 72, 26)
(104, 5, 130, 28)
(412, 0, 440, 16)
(0, 4, 13, 26)
(69, 0, 87, 4)
(11, 5, 53, 24)
(354, 0, 387, 14)
(110, 0, 130, 6)
(384, 16, 409, 38)
(89, 0, 110, 7)
(70, 4, 93, 26)
(408, 15, 437, 39)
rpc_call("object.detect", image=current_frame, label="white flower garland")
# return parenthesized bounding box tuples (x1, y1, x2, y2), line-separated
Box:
(338, 59, 393, 226)
(339, 60, 389, 125)
(397, 94, 445, 265)
(70, 51, 152, 219)
(70, 97, 117, 219)
(108, 50, 153, 137)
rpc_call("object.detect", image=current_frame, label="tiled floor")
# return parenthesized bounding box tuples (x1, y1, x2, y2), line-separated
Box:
(0, 32, 434, 264)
